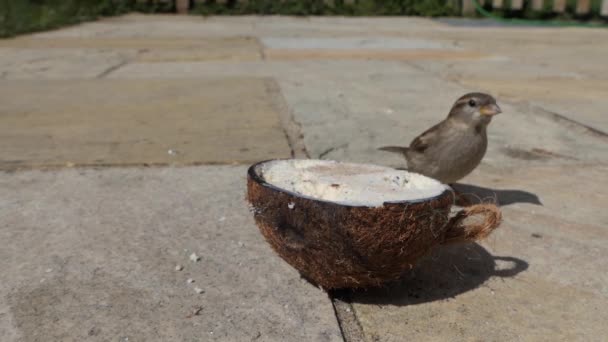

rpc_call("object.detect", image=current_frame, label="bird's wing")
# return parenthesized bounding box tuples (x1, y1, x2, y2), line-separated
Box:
(409, 121, 445, 153)
(378, 146, 409, 154)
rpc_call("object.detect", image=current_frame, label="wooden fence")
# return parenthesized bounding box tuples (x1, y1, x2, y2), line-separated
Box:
(462, 0, 608, 16)
(169, 0, 608, 16)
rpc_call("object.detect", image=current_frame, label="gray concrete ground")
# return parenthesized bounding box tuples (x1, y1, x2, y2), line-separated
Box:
(1, 14, 607, 341)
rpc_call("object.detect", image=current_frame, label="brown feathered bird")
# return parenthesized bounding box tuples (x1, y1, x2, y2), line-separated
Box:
(379, 93, 501, 184)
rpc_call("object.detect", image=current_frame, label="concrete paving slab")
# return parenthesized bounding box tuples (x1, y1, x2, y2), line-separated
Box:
(0, 37, 252, 50)
(457, 163, 608, 228)
(0, 37, 262, 63)
(0, 166, 342, 342)
(109, 59, 608, 168)
(264, 49, 490, 61)
(0, 78, 291, 169)
(260, 37, 454, 50)
(353, 264, 607, 342)
(11, 15, 607, 135)
(456, 164, 608, 290)
(0, 48, 136, 80)
(260, 37, 491, 61)
(266, 61, 608, 170)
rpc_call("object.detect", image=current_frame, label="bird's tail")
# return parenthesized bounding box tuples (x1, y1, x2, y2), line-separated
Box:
(378, 146, 409, 154)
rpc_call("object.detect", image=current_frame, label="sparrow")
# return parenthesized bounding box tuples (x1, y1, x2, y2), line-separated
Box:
(379, 93, 501, 184)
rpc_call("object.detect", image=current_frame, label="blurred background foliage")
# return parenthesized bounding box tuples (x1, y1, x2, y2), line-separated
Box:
(192, 0, 458, 16)
(0, 0, 605, 38)
(0, 0, 135, 37)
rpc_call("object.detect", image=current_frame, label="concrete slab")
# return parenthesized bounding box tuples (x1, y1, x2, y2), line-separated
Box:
(353, 262, 607, 341)
(260, 37, 454, 50)
(260, 37, 490, 61)
(457, 163, 608, 228)
(0, 48, 136, 80)
(264, 49, 490, 61)
(0, 78, 291, 169)
(259, 61, 608, 170)
(0, 166, 342, 342)
(0, 37, 246, 50)
(0, 37, 262, 63)
(109, 59, 608, 168)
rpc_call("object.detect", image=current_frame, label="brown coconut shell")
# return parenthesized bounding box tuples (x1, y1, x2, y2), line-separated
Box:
(247, 160, 502, 289)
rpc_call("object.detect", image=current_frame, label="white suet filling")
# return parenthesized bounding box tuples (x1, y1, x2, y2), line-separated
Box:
(259, 159, 448, 207)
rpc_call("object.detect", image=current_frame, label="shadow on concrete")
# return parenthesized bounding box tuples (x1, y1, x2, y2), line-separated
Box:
(452, 183, 542, 207)
(332, 243, 528, 306)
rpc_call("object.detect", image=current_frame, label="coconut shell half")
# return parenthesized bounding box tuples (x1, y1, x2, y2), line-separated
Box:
(247, 159, 501, 289)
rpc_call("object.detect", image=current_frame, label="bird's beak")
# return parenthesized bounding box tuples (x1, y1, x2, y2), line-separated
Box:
(480, 103, 502, 116)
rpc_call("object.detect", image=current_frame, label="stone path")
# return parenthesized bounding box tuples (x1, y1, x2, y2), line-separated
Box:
(1, 14, 607, 341)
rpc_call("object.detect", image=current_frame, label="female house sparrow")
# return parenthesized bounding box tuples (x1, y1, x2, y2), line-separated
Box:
(379, 93, 501, 184)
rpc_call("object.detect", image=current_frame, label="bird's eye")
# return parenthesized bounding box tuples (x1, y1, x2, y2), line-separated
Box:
(468, 99, 477, 107)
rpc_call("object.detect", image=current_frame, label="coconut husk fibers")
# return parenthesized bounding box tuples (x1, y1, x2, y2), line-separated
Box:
(247, 161, 502, 289)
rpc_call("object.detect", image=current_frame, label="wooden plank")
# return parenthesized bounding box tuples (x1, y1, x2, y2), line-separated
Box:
(462, 0, 476, 15)
(511, 0, 524, 10)
(532, 0, 544, 11)
(492, 0, 504, 9)
(175, 0, 189, 14)
(576, 0, 591, 14)
(553, 0, 566, 12)
(602, 0, 608, 16)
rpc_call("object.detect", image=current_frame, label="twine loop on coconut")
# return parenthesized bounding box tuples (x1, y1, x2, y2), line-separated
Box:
(442, 204, 502, 245)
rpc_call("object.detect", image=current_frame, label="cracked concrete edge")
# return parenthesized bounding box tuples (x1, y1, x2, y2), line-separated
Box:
(331, 293, 366, 342)
(265, 78, 310, 159)
(96, 49, 152, 79)
(96, 59, 129, 78)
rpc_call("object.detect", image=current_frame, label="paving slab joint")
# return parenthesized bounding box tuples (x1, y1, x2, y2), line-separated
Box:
(330, 292, 366, 342)
(96, 60, 130, 79)
(265, 79, 310, 158)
